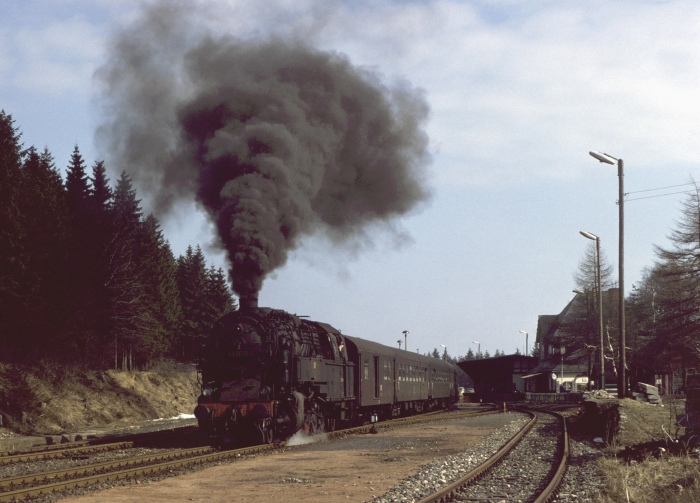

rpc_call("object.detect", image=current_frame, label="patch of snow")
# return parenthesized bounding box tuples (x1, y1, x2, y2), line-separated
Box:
(151, 413, 196, 422)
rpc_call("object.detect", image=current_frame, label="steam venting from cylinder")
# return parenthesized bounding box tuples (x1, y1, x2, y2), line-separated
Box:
(95, 2, 432, 301)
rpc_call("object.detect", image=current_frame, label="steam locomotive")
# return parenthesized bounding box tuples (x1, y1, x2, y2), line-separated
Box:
(194, 299, 459, 446)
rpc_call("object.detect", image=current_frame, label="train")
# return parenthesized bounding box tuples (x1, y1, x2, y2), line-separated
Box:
(194, 298, 459, 446)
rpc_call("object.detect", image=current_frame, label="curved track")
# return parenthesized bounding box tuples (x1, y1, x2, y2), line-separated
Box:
(417, 408, 570, 503)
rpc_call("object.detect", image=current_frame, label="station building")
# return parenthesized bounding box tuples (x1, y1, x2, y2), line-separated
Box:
(457, 354, 537, 403)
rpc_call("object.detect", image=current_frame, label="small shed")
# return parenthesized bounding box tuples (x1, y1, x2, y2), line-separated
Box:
(457, 355, 538, 402)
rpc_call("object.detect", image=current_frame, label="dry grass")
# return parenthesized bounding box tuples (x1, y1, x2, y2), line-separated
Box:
(596, 456, 700, 503)
(0, 360, 200, 434)
(593, 397, 700, 503)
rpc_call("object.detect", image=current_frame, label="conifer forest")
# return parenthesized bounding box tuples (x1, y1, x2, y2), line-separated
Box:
(0, 110, 235, 370)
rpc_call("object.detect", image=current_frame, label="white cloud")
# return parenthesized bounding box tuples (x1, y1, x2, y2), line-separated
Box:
(11, 17, 103, 96)
(279, 1, 700, 187)
(6, 0, 698, 188)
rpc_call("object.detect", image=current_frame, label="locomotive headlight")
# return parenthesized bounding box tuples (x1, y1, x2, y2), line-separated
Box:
(202, 387, 214, 397)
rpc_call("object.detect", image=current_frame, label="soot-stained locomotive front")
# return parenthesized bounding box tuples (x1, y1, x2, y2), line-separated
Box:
(195, 297, 352, 446)
(195, 298, 458, 447)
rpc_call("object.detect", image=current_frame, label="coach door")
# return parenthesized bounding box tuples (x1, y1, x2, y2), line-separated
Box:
(374, 356, 380, 399)
(429, 368, 434, 399)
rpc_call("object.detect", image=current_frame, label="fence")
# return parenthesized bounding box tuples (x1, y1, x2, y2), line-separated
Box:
(526, 392, 584, 403)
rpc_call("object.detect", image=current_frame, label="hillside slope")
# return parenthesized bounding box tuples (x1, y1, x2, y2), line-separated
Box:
(0, 361, 200, 435)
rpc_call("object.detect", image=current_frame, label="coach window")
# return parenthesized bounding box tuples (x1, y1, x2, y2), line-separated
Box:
(364, 360, 369, 380)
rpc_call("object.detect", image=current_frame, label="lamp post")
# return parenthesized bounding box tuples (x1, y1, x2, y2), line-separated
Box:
(519, 330, 528, 355)
(560, 345, 565, 392)
(397, 339, 402, 349)
(472, 341, 480, 357)
(440, 344, 447, 361)
(589, 151, 626, 397)
(580, 230, 605, 391)
(402, 330, 409, 351)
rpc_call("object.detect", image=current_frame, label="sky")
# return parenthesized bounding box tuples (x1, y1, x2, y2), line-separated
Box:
(2, 0, 700, 359)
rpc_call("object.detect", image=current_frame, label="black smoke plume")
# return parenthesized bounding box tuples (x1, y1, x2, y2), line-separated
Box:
(96, 3, 432, 300)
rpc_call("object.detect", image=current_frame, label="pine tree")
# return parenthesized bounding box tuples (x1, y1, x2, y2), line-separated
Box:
(573, 242, 615, 293)
(626, 266, 666, 386)
(652, 181, 700, 384)
(77, 158, 114, 363)
(205, 266, 236, 321)
(176, 246, 209, 361)
(90, 160, 113, 211)
(138, 214, 182, 364)
(0, 110, 25, 358)
(563, 241, 618, 365)
(15, 146, 69, 355)
(63, 144, 102, 354)
(65, 145, 90, 215)
(106, 171, 147, 369)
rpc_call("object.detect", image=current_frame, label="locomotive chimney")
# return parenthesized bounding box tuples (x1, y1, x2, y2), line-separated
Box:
(239, 295, 259, 311)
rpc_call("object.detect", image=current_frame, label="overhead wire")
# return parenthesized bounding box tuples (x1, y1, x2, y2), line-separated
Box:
(624, 181, 697, 202)
(626, 191, 692, 202)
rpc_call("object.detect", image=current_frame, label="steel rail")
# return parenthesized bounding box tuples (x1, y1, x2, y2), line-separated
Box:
(0, 443, 274, 502)
(0, 440, 91, 457)
(416, 409, 537, 503)
(0, 424, 200, 465)
(0, 445, 216, 492)
(0, 442, 135, 466)
(533, 409, 570, 503)
(416, 408, 570, 503)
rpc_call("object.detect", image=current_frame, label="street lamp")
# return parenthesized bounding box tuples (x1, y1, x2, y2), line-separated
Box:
(440, 344, 447, 360)
(519, 330, 528, 355)
(402, 330, 409, 351)
(472, 341, 480, 357)
(397, 339, 402, 349)
(589, 151, 626, 397)
(580, 230, 605, 391)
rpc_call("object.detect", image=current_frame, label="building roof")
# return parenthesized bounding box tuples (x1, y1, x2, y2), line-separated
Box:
(536, 295, 583, 347)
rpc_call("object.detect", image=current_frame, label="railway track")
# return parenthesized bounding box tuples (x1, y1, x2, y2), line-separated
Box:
(0, 425, 201, 467)
(0, 406, 497, 502)
(0, 441, 134, 467)
(414, 407, 570, 503)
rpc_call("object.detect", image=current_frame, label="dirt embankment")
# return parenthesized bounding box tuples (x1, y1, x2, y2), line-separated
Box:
(0, 361, 200, 435)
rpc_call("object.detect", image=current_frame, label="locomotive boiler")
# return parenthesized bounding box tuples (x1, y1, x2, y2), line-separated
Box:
(194, 298, 458, 447)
